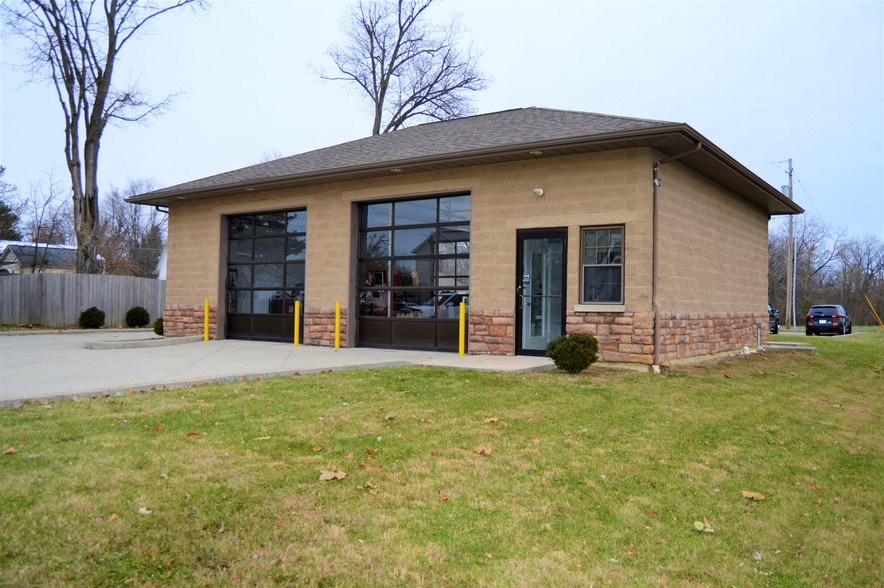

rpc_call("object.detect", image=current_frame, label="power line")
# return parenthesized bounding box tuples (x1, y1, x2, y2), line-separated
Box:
(757, 160, 822, 218)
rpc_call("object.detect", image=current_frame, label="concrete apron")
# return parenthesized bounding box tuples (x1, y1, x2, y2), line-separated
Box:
(0, 331, 554, 407)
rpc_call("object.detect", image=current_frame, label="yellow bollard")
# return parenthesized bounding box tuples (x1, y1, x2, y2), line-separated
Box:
(334, 301, 341, 349)
(294, 300, 300, 346)
(203, 298, 209, 342)
(458, 300, 466, 356)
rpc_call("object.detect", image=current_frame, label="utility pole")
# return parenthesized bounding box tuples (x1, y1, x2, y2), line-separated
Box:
(784, 159, 794, 329)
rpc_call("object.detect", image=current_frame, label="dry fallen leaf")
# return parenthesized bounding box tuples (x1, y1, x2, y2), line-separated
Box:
(832, 497, 841, 503)
(474, 445, 492, 456)
(628, 549, 639, 557)
(532, 438, 541, 444)
(155, 423, 162, 432)
(109, 513, 119, 521)
(185, 432, 200, 437)
(319, 470, 347, 481)
(2, 447, 16, 456)
(741, 490, 766, 501)
(810, 484, 821, 491)
(429, 449, 440, 456)
(484, 417, 499, 423)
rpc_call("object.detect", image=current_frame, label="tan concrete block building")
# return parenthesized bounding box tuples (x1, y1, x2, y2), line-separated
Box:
(131, 108, 802, 369)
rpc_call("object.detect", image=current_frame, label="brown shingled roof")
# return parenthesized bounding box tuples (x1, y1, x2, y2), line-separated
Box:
(129, 107, 802, 215)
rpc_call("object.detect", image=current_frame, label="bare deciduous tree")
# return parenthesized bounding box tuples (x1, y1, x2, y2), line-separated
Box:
(1, 0, 203, 273)
(322, 0, 487, 135)
(18, 173, 74, 272)
(98, 179, 166, 277)
(0, 166, 23, 240)
(769, 214, 883, 326)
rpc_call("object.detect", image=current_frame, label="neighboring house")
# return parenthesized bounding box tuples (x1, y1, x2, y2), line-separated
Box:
(129, 107, 802, 368)
(0, 241, 77, 274)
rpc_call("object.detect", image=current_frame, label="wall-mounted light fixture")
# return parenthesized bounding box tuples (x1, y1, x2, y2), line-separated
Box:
(533, 188, 545, 197)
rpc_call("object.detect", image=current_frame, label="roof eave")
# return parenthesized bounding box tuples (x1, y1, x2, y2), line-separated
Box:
(127, 125, 691, 205)
(129, 124, 803, 216)
(677, 127, 803, 216)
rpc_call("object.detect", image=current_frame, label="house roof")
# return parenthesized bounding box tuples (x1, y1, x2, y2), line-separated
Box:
(0, 243, 78, 269)
(129, 107, 803, 215)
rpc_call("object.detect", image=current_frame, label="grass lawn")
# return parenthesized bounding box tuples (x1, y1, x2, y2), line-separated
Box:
(1, 332, 881, 586)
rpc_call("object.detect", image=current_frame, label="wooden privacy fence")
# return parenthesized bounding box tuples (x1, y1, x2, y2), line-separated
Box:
(0, 274, 165, 328)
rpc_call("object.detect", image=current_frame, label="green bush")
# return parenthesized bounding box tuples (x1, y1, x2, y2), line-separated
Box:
(546, 333, 599, 374)
(153, 317, 164, 336)
(125, 306, 151, 328)
(78, 307, 105, 329)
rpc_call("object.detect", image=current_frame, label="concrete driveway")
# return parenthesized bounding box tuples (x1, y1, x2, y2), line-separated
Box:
(0, 330, 554, 406)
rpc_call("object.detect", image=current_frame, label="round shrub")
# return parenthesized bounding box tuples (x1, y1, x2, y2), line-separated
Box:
(78, 307, 106, 329)
(125, 306, 151, 328)
(153, 317, 164, 336)
(545, 333, 599, 374)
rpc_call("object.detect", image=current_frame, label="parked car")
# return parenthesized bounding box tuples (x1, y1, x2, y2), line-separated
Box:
(805, 304, 852, 336)
(768, 304, 779, 334)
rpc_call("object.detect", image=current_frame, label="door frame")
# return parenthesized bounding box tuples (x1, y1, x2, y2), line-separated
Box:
(515, 227, 568, 356)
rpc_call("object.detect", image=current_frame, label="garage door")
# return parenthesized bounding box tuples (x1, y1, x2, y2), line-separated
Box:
(357, 194, 470, 351)
(226, 210, 306, 341)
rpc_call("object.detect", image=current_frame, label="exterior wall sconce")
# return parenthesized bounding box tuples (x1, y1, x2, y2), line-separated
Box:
(533, 188, 545, 197)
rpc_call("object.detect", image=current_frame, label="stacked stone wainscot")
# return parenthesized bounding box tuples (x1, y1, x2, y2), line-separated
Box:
(656, 311, 769, 364)
(469, 309, 515, 355)
(163, 304, 217, 339)
(567, 311, 655, 364)
(304, 306, 348, 347)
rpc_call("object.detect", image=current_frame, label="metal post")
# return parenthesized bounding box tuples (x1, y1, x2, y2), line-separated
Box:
(294, 300, 300, 346)
(789, 159, 796, 328)
(785, 158, 794, 329)
(203, 298, 209, 342)
(458, 300, 466, 356)
(334, 301, 341, 349)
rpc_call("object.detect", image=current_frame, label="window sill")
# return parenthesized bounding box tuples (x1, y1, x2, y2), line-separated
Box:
(573, 304, 625, 313)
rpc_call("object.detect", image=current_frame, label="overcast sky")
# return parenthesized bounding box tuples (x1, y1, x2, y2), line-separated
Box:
(2, 0, 882, 238)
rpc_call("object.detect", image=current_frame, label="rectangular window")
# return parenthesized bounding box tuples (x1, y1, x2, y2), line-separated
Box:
(581, 226, 623, 304)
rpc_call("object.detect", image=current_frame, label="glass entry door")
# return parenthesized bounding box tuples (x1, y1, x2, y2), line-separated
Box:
(516, 228, 566, 355)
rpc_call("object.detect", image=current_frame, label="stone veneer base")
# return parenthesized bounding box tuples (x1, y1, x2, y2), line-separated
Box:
(304, 307, 349, 347)
(163, 304, 217, 339)
(567, 311, 655, 364)
(656, 312, 769, 364)
(469, 309, 515, 355)
(468, 309, 770, 365)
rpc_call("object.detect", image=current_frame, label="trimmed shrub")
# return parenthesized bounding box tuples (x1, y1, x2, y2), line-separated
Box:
(546, 333, 599, 374)
(153, 317, 164, 336)
(125, 306, 151, 328)
(78, 307, 105, 329)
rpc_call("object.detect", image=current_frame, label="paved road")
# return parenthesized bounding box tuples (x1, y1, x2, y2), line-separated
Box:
(0, 331, 553, 406)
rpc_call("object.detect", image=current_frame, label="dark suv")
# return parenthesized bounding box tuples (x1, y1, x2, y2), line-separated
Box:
(805, 304, 852, 336)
